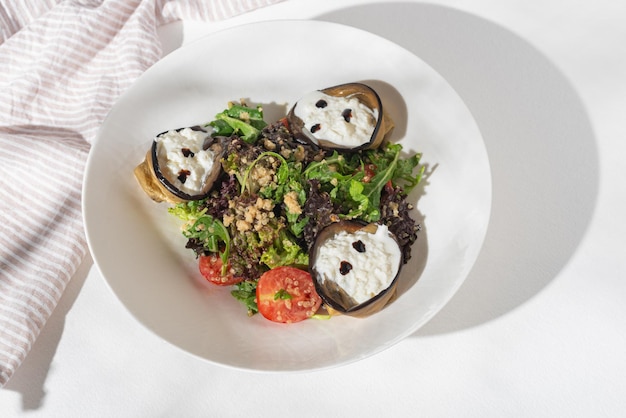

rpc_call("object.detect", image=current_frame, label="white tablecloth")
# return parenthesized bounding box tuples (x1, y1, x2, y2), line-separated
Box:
(2, 0, 624, 416)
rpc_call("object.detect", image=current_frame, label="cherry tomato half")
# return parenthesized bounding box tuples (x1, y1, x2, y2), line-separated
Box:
(256, 266, 322, 323)
(198, 254, 243, 286)
(362, 163, 376, 183)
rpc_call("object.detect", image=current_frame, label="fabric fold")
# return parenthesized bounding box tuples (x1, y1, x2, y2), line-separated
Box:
(0, 0, 282, 387)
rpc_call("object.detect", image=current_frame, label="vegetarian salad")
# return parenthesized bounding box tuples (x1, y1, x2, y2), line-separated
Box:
(134, 83, 424, 323)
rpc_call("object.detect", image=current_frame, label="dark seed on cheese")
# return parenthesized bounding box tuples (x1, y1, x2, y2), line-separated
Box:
(340, 260, 352, 275)
(177, 169, 191, 184)
(352, 240, 366, 253)
(181, 148, 195, 157)
(315, 99, 328, 108)
(311, 123, 321, 133)
(341, 108, 352, 123)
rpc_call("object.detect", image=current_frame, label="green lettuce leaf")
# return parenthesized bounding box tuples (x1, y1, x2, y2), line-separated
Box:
(168, 201, 230, 274)
(260, 232, 309, 269)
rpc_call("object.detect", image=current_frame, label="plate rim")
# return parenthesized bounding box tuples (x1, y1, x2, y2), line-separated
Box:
(82, 18, 492, 372)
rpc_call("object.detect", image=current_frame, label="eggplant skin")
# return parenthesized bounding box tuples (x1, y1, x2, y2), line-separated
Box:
(134, 128, 225, 204)
(287, 82, 394, 151)
(134, 148, 186, 204)
(309, 221, 402, 318)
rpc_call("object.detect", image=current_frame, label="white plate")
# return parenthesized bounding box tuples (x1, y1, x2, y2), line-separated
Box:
(83, 20, 491, 372)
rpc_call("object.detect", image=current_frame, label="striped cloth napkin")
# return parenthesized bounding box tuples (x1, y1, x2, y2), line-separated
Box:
(0, 0, 281, 387)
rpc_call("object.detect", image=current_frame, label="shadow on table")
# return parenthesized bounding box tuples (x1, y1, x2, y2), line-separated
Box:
(4, 9, 598, 408)
(317, 3, 599, 334)
(3, 254, 93, 410)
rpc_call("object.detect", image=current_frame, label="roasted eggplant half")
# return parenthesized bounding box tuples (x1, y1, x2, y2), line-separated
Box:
(287, 82, 394, 151)
(134, 126, 224, 203)
(309, 220, 403, 318)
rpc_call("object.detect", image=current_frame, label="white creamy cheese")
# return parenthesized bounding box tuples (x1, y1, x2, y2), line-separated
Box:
(314, 224, 401, 305)
(155, 128, 215, 195)
(294, 91, 378, 148)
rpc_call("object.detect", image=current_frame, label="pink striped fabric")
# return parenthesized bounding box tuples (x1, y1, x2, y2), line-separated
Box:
(0, 0, 282, 387)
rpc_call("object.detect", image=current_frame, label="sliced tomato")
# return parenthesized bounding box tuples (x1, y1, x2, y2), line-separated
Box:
(256, 266, 322, 323)
(198, 254, 243, 286)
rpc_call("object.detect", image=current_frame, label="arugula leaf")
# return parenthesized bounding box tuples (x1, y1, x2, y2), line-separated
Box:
(393, 152, 424, 193)
(368, 143, 423, 193)
(357, 146, 401, 220)
(288, 215, 309, 237)
(208, 103, 267, 143)
(346, 179, 379, 220)
(301, 143, 422, 222)
(224, 104, 265, 124)
(211, 113, 260, 143)
(209, 119, 235, 137)
(168, 202, 231, 275)
(186, 216, 229, 253)
(302, 152, 359, 181)
(231, 280, 259, 316)
(303, 152, 363, 208)
(274, 289, 292, 301)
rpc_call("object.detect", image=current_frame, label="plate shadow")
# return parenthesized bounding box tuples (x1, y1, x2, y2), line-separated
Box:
(316, 3, 599, 334)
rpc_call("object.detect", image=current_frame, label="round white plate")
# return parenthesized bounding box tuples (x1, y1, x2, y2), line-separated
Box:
(83, 20, 491, 372)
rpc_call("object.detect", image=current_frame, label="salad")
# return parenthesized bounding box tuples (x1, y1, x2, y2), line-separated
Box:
(136, 86, 424, 323)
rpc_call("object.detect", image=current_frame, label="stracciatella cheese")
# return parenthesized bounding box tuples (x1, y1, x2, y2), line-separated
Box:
(314, 224, 401, 304)
(294, 91, 378, 148)
(155, 128, 215, 196)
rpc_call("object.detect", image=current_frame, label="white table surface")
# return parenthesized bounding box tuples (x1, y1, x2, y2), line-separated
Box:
(2, 0, 625, 416)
